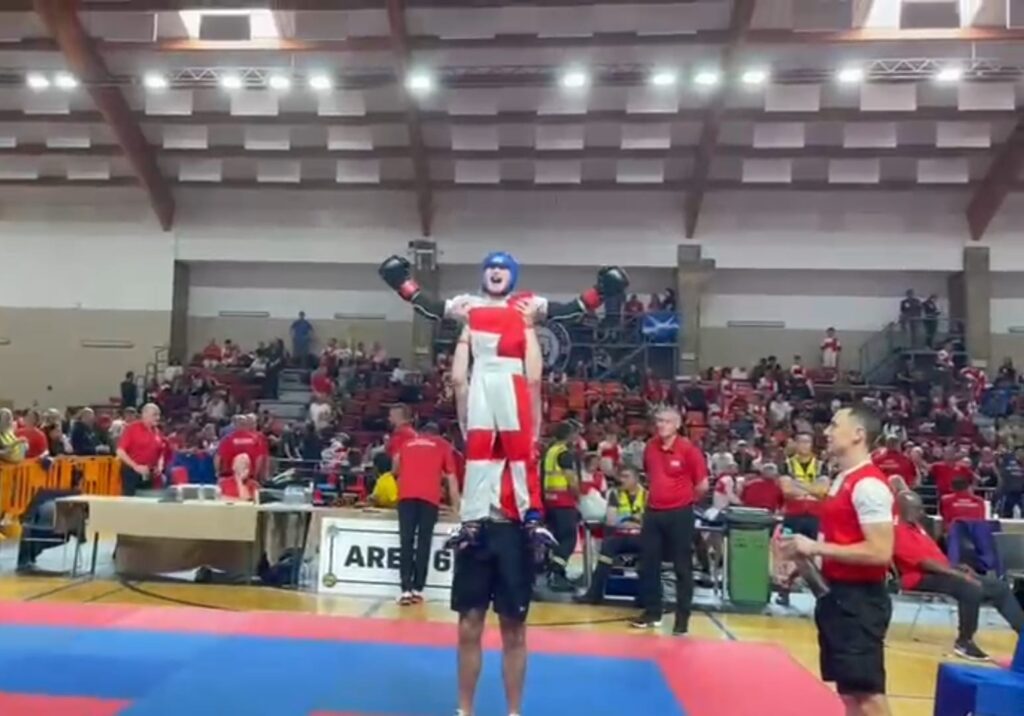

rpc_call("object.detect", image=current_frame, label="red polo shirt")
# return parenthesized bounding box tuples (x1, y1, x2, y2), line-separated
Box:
(118, 422, 164, 470)
(398, 435, 456, 506)
(16, 426, 47, 459)
(873, 449, 917, 487)
(644, 435, 708, 510)
(741, 476, 785, 512)
(930, 462, 974, 496)
(939, 491, 986, 527)
(387, 424, 417, 458)
(894, 521, 949, 590)
(217, 429, 268, 477)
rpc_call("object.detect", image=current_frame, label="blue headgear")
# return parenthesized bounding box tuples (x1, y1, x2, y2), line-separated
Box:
(481, 251, 519, 295)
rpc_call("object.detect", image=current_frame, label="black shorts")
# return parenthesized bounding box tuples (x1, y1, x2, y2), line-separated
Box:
(782, 514, 820, 540)
(815, 582, 892, 696)
(451, 521, 533, 621)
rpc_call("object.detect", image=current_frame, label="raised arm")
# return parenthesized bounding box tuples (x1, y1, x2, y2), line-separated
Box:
(546, 266, 630, 322)
(378, 255, 447, 321)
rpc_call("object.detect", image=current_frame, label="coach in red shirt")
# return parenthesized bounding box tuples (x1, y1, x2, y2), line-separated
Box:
(634, 407, 708, 634)
(929, 445, 974, 496)
(216, 415, 268, 480)
(116, 403, 164, 496)
(394, 422, 460, 605)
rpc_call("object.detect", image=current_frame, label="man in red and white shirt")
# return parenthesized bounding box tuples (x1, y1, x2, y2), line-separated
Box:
(959, 364, 988, 403)
(895, 490, 1024, 661)
(929, 444, 974, 496)
(635, 407, 709, 634)
(784, 405, 894, 716)
(597, 431, 622, 472)
(821, 327, 841, 370)
(789, 355, 806, 380)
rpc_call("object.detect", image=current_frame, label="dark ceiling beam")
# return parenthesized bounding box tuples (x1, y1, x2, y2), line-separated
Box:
(1, 143, 996, 162)
(386, 0, 432, 237)
(32, 0, 174, 230)
(683, 0, 754, 239)
(966, 119, 1024, 241)
(2, 0, 703, 9)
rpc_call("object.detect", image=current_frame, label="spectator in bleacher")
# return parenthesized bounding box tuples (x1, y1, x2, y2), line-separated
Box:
(216, 415, 268, 481)
(163, 358, 184, 386)
(573, 359, 591, 380)
(872, 436, 916, 489)
(70, 408, 107, 456)
(974, 446, 1000, 491)
(709, 442, 736, 477)
(740, 463, 785, 512)
(117, 403, 164, 496)
(222, 339, 241, 366)
(621, 434, 646, 471)
(16, 409, 48, 460)
(634, 407, 708, 633)
(900, 289, 922, 347)
(120, 371, 138, 409)
(290, 311, 314, 368)
(0, 408, 26, 464)
(201, 339, 223, 368)
(662, 287, 676, 313)
(789, 355, 806, 381)
(205, 391, 228, 425)
(997, 445, 1024, 518)
(217, 453, 260, 501)
(371, 341, 388, 366)
(353, 341, 367, 362)
(894, 490, 1024, 661)
(647, 293, 662, 311)
(575, 465, 647, 605)
(624, 293, 644, 319)
(997, 357, 1017, 386)
(386, 403, 416, 458)
(622, 364, 642, 393)
(43, 409, 70, 456)
(929, 444, 974, 496)
(768, 394, 793, 428)
(820, 327, 841, 370)
(369, 452, 398, 508)
(597, 431, 621, 473)
(310, 361, 334, 397)
(309, 394, 333, 433)
(922, 294, 940, 348)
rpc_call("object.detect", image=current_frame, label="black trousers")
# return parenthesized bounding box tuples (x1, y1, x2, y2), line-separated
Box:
(397, 499, 439, 593)
(638, 506, 695, 630)
(121, 464, 147, 497)
(545, 506, 579, 576)
(999, 491, 1024, 518)
(916, 573, 1024, 641)
(587, 532, 642, 599)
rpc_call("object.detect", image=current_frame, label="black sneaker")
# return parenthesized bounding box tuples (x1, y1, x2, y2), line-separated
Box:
(630, 616, 663, 630)
(671, 624, 688, 637)
(953, 640, 989, 661)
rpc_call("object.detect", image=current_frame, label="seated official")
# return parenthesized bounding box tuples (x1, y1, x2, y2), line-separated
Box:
(218, 454, 260, 502)
(894, 491, 1024, 661)
(939, 477, 987, 532)
(575, 466, 647, 604)
(17, 467, 85, 572)
(369, 452, 398, 508)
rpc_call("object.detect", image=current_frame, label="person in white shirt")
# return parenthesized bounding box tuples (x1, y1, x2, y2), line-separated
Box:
(309, 395, 333, 431)
(821, 328, 842, 370)
(769, 397, 793, 427)
(709, 445, 737, 478)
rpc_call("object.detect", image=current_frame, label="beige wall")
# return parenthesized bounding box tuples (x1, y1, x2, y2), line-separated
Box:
(187, 317, 414, 365)
(699, 328, 876, 371)
(0, 308, 170, 408)
(990, 334, 1024, 369)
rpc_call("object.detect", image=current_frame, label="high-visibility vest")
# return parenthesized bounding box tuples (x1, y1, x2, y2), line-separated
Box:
(786, 456, 820, 486)
(543, 442, 573, 496)
(616, 487, 647, 517)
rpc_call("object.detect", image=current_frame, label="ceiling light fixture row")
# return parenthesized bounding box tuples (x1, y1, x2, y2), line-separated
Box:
(25, 71, 78, 92)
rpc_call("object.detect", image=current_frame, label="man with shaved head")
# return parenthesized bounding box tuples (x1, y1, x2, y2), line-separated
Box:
(893, 489, 1024, 661)
(116, 403, 164, 496)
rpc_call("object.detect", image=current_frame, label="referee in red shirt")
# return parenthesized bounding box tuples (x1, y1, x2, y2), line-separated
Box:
(783, 405, 894, 716)
(116, 403, 164, 496)
(634, 407, 709, 634)
(395, 422, 460, 606)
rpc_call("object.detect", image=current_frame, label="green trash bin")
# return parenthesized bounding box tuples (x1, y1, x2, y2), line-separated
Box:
(725, 507, 776, 609)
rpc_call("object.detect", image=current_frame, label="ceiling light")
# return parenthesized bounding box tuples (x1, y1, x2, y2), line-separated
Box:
(936, 66, 963, 83)
(26, 72, 50, 91)
(54, 72, 78, 90)
(307, 73, 333, 91)
(405, 71, 434, 94)
(143, 72, 168, 90)
(649, 70, 678, 87)
(560, 69, 589, 89)
(268, 74, 291, 91)
(219, 73, 243, 90)
(837, 66, 864, 84)
(693, 70, 721, 87)
(741, 68, 768, 86)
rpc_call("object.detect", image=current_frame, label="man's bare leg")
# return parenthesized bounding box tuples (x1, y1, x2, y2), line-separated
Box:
(498, 614, 528, 715)
(457, 609, 486, 714)
(841, 693, 891, 716)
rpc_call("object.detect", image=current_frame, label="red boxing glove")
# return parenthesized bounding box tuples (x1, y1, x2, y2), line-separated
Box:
(398, 279, 420, 302)
(580, 287, 602, 312)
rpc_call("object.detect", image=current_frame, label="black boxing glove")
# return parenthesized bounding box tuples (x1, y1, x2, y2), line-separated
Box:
(579, 266, 630, 311)
(378, 255, 420, 301)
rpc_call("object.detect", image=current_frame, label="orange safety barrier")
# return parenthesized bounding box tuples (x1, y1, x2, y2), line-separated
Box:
(0, 457, 122, 533)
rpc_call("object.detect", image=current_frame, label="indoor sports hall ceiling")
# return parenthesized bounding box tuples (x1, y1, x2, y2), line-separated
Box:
(1, 0, 1023, 238)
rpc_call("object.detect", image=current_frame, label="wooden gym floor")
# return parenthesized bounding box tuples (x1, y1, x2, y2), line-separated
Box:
(0, 573, 1017, 716)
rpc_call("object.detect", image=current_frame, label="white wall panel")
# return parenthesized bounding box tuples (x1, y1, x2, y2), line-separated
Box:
(991, 299, 1024, 334)
(188, 286, 411, 321)
(703, 294, 907, 331)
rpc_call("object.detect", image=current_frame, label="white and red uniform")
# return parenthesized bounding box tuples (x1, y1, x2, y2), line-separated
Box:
(960, 365, 988, 402)
(448, 292, 547, 523)
(821, 335, 841, 369)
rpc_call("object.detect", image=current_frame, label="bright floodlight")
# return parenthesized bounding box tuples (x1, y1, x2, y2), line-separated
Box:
(741, 68, 768, 86)
(649, 70, 678, 87)
(936, 66, 963, 83)
(220, 73, 243, 90)
(837, 66, 864, 84)
(307, 73, 333, 91)
(560, 69, 589, 89)
(26, 72, 50, 91)
(405, 71, 434, 94)
(268, 74, 292, 91)
(693, 69, 720, 87)
(143, 73, 168, 90)
(54, 72, 78, 90)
